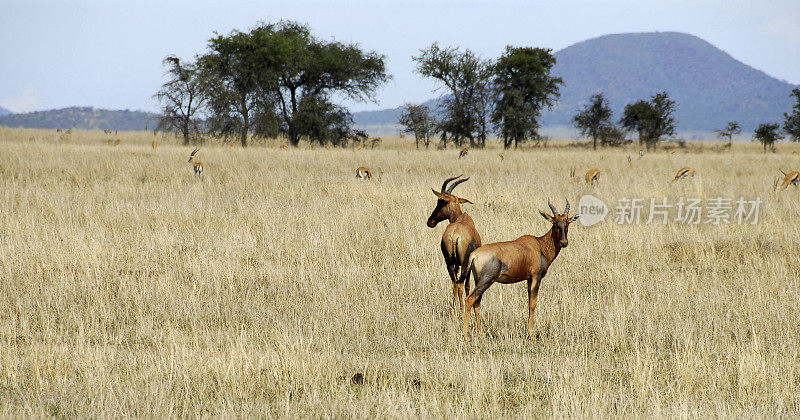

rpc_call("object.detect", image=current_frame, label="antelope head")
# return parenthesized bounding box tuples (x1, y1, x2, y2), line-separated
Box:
(188, 148, 200, 163)
(539, 199, 579, 248)
(427, 175, 473, 227)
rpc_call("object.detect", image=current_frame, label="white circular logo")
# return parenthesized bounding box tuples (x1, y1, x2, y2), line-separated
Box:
(578, 195, 608, 226)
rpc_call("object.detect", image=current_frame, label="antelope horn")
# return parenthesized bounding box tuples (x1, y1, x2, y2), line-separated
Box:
(190, 148, 200, 157)
(548, 199, 558, 215)
(564, 198, 570, 215)
(446, 176, 470, 194)
(441, 174, 463, 193)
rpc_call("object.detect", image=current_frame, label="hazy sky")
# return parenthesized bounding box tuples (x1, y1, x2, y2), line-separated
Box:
(1, 0, 798, 114)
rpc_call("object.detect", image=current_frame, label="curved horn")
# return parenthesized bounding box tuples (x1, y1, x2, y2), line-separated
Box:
(441, 174, 463, 193)
(446, 176, 470, 194)
(548, 199, 558, 215)
(564, 198, 570, 215)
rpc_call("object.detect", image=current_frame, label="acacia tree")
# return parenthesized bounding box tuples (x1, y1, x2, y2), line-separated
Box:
(198, 21, 388, 147)
(754, 122, 781, 152)
(783, 87, 800, 142)
(153, 56, 207, 145)
(398, 103, 436, 149)
(572, 93, 613, 150)
(492, 46, 562, 149)
(198, 28, 275, 147)
(412, 43, 492, 148)
(620, 91, 677, 149)
(715, 121, 741, 149)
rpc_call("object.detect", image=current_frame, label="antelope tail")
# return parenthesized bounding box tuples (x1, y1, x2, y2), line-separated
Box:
(458, 253, 476, 289)
(452, 237, 461, 262)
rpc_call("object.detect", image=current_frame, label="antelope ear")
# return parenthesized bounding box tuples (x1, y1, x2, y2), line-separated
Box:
(458, 197, 473, 204)
(570, 215, 580, 223)
(432, 189, 446, 199)
(539, 211, 553, 222)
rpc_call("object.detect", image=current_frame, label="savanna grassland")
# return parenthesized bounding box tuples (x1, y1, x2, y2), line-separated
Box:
(1, 127, 799, 417)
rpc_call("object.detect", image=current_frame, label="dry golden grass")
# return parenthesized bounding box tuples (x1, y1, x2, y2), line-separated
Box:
(1, 127, 799, 417)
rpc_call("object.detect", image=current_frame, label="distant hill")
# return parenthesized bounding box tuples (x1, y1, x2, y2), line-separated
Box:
(0, 107, 158, 131)
(544, 31, 795, 131)
(0, 106, 11, 116)
(354, 32, 797, 134)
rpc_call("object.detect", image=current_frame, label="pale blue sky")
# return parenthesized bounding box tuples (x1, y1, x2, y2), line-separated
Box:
(1, 0, 798, 114)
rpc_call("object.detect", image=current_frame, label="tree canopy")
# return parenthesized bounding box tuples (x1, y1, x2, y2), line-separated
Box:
(783, 88, 800, 142)
(196, 20, 388, 147)
(754, 122, 781, 152)
(620, 91, 677, 149)
(492, 46, 562, 149)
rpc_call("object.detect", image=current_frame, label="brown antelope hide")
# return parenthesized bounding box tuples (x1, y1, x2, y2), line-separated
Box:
(188, 148, 203, 180)
(672, 167, 695, 182)
(461, 199, 578, 338)
(459, 148, 469, 159)
(777, 170, 800, 189)
(114, 139, 121, 146)
(355, 166, 371, 180)
(427, 175, 482, 311)
(151, 140, 158, 149)
(585, 168, 600, 184)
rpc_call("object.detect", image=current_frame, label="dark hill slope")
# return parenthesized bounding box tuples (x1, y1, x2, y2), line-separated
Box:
(545, 31, 795, 130)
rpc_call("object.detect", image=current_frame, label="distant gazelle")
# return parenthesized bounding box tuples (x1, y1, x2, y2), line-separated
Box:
(459, 148, 469, 159)
(151, 140, 158, 149)
(461, 199, 578, 338)
(188, 148, 203, 180)
(114, 139, 121, 146)
(427, 175, 481, 311)
(279, 144, 288, 150)
(777, 170, 800, 189)
(672, 167, 695, 182)
(638, 149, 645, 158)
(355, 166, 371, 180)
(585, 168, 600, 185)
(569, 167, 580, 184)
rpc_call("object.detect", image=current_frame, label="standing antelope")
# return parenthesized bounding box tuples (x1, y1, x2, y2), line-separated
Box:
(151, 140, 158, 149)
(672, 167, 695, 182)
(638, 149, 645, 158)
(459, 148, 469, 159)
(585, 168, 600, 185)
(427, 175, 482, 311)
(461, 200, 578, 338)
(569, 167, 580, 184)
(188, 148, 203, 180)
(355, 166, 371, 180)
(777, 170, 800, 189)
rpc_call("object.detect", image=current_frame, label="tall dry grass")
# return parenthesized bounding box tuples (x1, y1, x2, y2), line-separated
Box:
(1, 127, 799, 417)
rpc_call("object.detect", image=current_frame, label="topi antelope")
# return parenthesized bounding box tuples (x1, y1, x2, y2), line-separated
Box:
(459, 148, 469, 159)
(461, 199, 578, 338)
(188, 148, 203, 180)
(672, 167, 695, 182)
(355, 166, 371, 180)
(427, 175, 482, 311)
(777, 170, 800, 189)
(585, 168, 600, 185)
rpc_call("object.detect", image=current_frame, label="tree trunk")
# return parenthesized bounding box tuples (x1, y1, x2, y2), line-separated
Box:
(241, 112, 249, 147)
(593, 136, 597, 150)
(182, 121, 190, 146)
